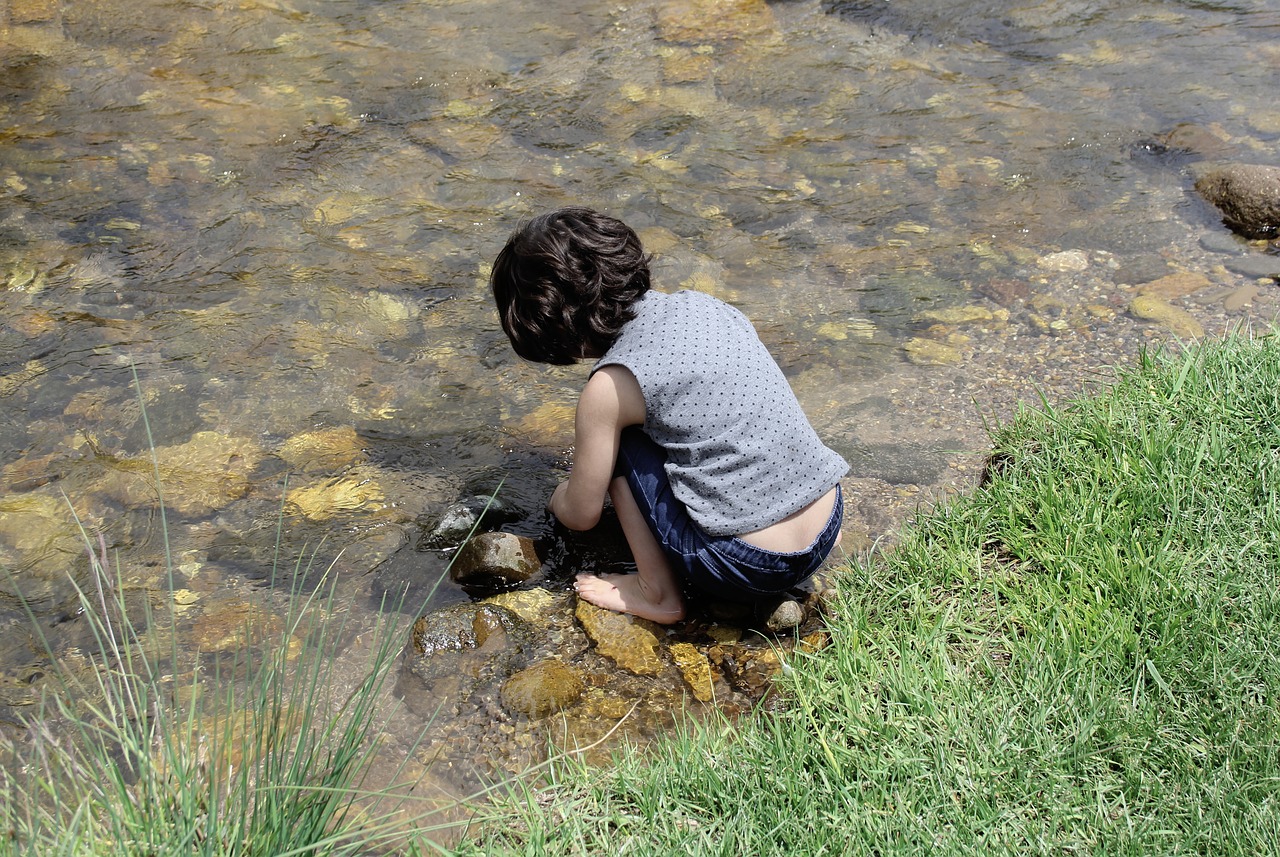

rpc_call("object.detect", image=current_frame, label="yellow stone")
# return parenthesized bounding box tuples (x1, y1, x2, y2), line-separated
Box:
(483, 588, 558, 624)
(816, 322, 848, 341)
(575, 601, 664, 676)
(669, 642, 714, 702)
(0, 359, 47, 396)
(656, 0, 776, 43)
(278, 426, 365, 473)
(904, 338, 961, 366)
(1128, 295, 1204, 339)
(705, 625, 742, 645)
(918, 306, 994, 325)
(287, 472, 386, 520)
(638, 226, 681, 255)
(513, 401, 576, 445)
(1135, 272, 1212, 300)
(892, 221, 931, 235)
(12, 0, 61, 23)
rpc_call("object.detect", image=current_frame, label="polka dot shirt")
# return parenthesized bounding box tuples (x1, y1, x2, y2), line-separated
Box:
(595, 290, 849, 536)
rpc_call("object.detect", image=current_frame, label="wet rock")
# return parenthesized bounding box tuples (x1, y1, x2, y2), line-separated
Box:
(277, 426, 366, 473)
(656, 0, 776, 44)
(839, 441, 949, 486)
(1223, 284, 1261, 312)
(1134, 272, 1212, 301)
(12, 0, 61, 24)
(404, 603, 531, 687)
(1113, 255, 1172, 286)
(422, 494, 521, 549)
(1128, 295, 1204, 339)
(500, 659, 585, 718)
(668, 642, 714, 702)
(1036, 250, 1090, 272)
(99, 431, 267, 518)
(449, 532, 542, 593)
(1198, 231, 1249, 256)
(510, 402, 575, 447)
(191, 595, 290, 655)
(918, 305, 994, 325)
(287, 469, 387, 521)
(720, 644, 783, 697)
(1156, 123, 1236, 159)
(575, 601, 664, 676)
(1222, 255, 1280, 281)
(482, 587, 558, 624)
(904, 338, 961, 366)
(1195, 164, 1280, 239)
(0, 491, 82, 604)
(762, 598, 805, 633)
(976, 278, 1030, 307)
(329, 527, 408, 577)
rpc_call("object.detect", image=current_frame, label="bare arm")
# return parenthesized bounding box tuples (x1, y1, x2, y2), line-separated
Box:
(548, 365, 646, 531)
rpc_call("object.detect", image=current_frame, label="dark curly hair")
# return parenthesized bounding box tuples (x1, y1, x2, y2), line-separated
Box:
(490, 207, 651, 365)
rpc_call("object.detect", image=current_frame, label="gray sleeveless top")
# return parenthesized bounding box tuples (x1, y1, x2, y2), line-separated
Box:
(594, 290, 848, 536)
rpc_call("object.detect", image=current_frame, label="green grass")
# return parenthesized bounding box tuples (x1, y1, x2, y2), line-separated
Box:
(455, 332, 1280, 856)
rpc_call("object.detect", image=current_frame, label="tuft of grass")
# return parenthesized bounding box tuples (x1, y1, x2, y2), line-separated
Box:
(454, 332, 1280, 856)
(0, 369, 467, 857)
(0, 521, 464, 857)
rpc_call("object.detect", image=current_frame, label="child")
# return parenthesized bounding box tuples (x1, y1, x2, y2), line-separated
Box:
(490, 207, 848, 624)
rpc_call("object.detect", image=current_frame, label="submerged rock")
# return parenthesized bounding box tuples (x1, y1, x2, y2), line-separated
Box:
(277, 426, 366, 473)
(668, 642, 714, 702)
(574, 601, 664, 676)
(1128, 295, 1204, 339)
(500, 659, 585, 718)
(656, 0, 776, 43)
(287, 470, 387, 521)
(98, 431, 267, 517)
(1195, 164, 1280, 240)
(904, 338, 961, 366)
(1134, 272, 1212, 301)
(404, 603, 532, 689)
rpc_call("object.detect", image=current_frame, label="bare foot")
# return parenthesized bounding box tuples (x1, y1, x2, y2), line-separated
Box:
(573, 573, 685, 624)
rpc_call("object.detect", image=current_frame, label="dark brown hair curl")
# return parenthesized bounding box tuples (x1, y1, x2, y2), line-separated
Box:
(490, 207, 651, 365)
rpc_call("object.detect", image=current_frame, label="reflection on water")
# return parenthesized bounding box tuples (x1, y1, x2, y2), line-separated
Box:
(2, 0, 1279, 807)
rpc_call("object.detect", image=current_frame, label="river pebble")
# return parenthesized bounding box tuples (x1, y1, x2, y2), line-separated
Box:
(1127, 295, 1206, 339)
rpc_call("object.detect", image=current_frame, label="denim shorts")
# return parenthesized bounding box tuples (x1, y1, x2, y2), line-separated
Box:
(615, 427, 844, 602)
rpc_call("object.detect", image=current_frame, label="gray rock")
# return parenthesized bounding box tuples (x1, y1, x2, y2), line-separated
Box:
(422, 494, 521, 549)
(763, 598, 806, 633)
(1113, 255, 1172, 286)
(449, 531, 543, 593)
(1222, 255, 1280, 280)
(835, 440, 950, 486)
(1199, 230, 1250, 256)
(1195, 164, 1280, 240)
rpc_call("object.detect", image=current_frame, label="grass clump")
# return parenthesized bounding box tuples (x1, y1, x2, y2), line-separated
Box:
(0, 368, 456, 856)
(456, 332, 1280, 856)
(0, 532, 451, 857)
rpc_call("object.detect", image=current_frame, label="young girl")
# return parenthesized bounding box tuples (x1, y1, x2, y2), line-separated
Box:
(491, 207, 847, 624)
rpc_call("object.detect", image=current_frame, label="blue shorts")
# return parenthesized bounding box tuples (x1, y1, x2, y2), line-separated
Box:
(615, 427, 844, 603)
